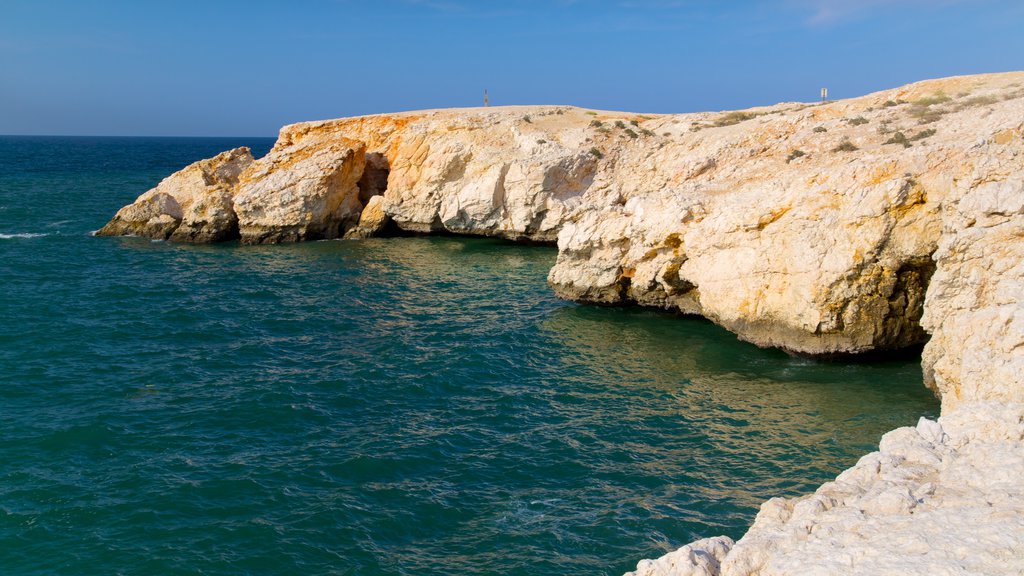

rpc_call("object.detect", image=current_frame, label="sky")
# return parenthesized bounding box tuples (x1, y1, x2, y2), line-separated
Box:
(1, 0, 1022, 136)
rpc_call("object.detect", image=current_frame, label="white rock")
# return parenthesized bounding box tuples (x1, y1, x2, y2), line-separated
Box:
(625, 537, 734, 576)
(234, 138, 366, 244)
(97, 147, 252, 241)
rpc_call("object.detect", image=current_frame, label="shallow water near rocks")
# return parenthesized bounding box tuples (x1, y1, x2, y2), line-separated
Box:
(0, 137, 938, 575)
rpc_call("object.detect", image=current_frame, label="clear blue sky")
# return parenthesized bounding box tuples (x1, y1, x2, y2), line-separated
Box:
(2, 0, 1022, 136)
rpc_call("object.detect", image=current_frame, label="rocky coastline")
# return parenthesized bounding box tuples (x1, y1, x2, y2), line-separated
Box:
(98, 72, 1024, 574)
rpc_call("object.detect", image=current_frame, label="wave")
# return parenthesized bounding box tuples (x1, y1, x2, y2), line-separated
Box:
(0, 232, 49, 239)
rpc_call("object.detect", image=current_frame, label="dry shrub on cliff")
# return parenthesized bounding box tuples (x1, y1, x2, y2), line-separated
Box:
(813, 126, 828, 133)
(916, 92, 952, 106)
(884, 132, 911, 148)
(848, 116, 870, 126)
(832, 138, 859, 152)
(1003, 88, 1024, 101)
(715, 111, 757, 126)
(910, 128, 936, 141)
(909, 92, 953, 124)
(786, 149, 806, 163)
(954, 95, 999, 110)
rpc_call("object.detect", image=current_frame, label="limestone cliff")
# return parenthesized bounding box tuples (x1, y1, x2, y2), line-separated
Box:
(98, 72, 1024, 574)
(99, 72, 1024, 361)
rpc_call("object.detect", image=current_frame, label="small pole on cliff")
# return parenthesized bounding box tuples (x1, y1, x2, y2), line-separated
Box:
(484, 89, 489, 107)
(821, 87, 828, 102)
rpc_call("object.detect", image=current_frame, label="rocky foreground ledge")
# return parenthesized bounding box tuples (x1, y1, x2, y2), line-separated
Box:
(99, 72, 1024, 574)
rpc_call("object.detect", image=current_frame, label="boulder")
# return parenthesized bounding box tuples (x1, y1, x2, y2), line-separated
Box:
(343, 195, 391, 239)
(233, 138, 366, 244)
(96, 147, 252, 240)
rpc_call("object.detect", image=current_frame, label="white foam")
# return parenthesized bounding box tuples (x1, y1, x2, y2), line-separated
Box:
(0, 232, 48, 239)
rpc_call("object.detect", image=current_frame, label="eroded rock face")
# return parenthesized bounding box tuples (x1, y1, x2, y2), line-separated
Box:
(299, 107, 602, 242)
(234, 138, 367, 244)
(548, 74, 1024, 357)
(96, 147, 253, 241)
(921, 170, 1024, 409)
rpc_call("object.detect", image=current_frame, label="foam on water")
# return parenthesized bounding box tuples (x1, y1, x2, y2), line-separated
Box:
(0, 232, 48, 239)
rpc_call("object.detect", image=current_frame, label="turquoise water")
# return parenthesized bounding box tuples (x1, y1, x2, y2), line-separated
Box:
(0, 136, 938, 575)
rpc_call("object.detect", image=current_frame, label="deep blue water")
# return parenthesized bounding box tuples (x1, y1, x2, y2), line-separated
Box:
(0, 136, 938, 575)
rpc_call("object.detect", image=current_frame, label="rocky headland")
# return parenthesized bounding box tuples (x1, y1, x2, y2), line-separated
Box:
(98, 72, 1024, 574)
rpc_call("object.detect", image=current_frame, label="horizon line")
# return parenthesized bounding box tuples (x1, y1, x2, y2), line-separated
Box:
(0, 133, 279, 139)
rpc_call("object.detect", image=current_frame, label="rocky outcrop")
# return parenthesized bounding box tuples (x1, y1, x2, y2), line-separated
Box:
(101, 72, 1024, 359)
(274, 107, 603, 242)
(627, 537, 735, 576)
(234, 137, 367, 244)
(631, 403, 1024, 576)
(96, 147, 253, 242)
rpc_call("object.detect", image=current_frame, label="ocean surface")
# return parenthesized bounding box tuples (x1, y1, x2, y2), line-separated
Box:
(0, 136, 939, 575)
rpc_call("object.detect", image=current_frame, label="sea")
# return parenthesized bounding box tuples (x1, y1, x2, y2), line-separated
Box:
(0, 136, 939, 575)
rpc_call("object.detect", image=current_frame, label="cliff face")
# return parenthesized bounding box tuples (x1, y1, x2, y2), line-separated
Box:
(921, 159, 1024, 408)
(98, 72, 1024, 574)
(545, 73, 1022, 359)
(98, 72, 1024, 362)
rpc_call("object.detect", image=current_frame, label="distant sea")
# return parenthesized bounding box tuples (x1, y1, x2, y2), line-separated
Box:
(0, 136, 938, 575)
